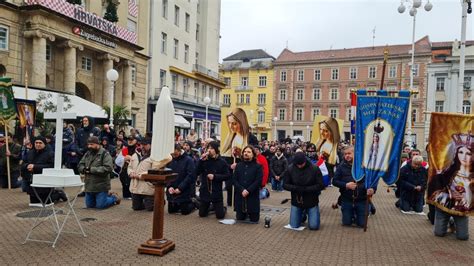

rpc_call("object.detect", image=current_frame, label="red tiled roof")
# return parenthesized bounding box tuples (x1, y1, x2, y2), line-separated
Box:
(275, 36, 432, 64)
(432, 40, 474, 48)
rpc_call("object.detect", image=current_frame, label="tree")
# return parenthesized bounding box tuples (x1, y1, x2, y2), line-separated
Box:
(104, 0, 119, 23)
(66, 0, 82, 5)
(103, 105, 130, 130)
(35, 92, 73, 136)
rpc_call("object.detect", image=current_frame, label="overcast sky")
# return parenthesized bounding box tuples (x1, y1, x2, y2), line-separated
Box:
(219, 0, 473, 61)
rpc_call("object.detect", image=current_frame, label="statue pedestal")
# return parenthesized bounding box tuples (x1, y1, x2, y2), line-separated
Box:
(138, 169, 177, 256)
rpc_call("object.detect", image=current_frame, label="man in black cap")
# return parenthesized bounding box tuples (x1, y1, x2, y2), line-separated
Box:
(78, 136, 119, 209)
(21, 136, 54, 207)
(284, 151, 324, 230)
(119, 135, 138, 199)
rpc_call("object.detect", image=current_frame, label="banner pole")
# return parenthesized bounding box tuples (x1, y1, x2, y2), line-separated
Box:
(4, 122, 11, 190)
(363, 195, 371, 232)
(25, 71, 28, 100)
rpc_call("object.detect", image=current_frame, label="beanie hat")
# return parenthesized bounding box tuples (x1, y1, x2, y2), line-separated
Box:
(34, 136, 47, 144)
(293, 152, 307, 165)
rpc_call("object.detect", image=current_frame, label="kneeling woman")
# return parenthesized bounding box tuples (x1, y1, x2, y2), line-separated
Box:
(196, 141, 230, 219)
(232, 145, 263, 223)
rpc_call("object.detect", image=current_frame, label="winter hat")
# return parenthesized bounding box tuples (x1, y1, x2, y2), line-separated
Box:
(34, 136, 47, 144)
(87, 136, 100, 144)
(293, 152, 307, 165)
(208, 141, 220, 154)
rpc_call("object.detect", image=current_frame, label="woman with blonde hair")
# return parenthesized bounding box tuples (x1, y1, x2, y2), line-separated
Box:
(221, 108, 251, 157)
(315, 117, 340, 165)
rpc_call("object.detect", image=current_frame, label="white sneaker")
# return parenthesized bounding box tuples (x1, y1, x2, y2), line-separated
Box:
(401, 210, 414, 215)
(29, 203, 54, 208)
(415, 211, 426, 216)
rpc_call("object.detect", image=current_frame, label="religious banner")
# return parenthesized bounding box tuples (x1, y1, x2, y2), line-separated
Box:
(220, 107, 253, 158)
(427, 113, 474, 216)
(353, 90, 410, 188)
(14, 99, 36, 144)
(0, 77, 17, 122)
(310, 115, 343, 165)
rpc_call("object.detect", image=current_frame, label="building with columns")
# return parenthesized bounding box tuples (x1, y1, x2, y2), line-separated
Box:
(273, 36, 432, 149)
(147, 0, 224, 139)
(0, 0, 149, 131)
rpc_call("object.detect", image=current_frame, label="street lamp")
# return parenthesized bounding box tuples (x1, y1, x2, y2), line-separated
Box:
(203, 96, 211, 139)
(106, 68, 119, 128)
(289, 121, 294, 137)
(273, 116, 278, 141)
(398, 0, 432, 148)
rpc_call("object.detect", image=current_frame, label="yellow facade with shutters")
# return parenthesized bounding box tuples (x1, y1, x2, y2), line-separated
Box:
(219, 67, 274, 141)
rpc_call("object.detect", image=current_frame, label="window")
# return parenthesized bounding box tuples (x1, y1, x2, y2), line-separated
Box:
(279, 89, 287, 100)
(463, 101, 471, 114)
(346, 108, 352, 121)
(312, 108, 320, 120)
(46, 44, 52, 61)
(258, 111, 265, 123)
(412, 64, 419, 77)
(246, 94, 250, 104)
(201, 84, 206, 99)
(223, 94, 230, 105)
(185, 13, 190, 32)
(127, 19, 137, 33)
(296, 89, 304, 100)
(436, 77, 445, 91)
(313, 88, 320, 100)
(279, 109, 286, 121)
(241, 77, 248, 87)
(314, 69, 321, 81)
(174, 5, 180, 26)
(0, 26, 7, 50)
(224, 77, 231, 86)
(171, 74, 177, 93)
(196, 24, 200, 41)
(161, 32, 167, 54)
(464, 76, 471, 90)
(159, 69, 166, 88)
(195, 52, 199, 65)
(331, 68, 339, 80)
(330, 88, 338, 100)
(349, 67, 357, 80)
(280, 70, 287, 82)
(258, 93, 266, 105)
(369, 66, 377, 79)
(173, 39, 179, 59)
(162, 0, 168, 18)
(389, 65, 397, 78)
(297, 70, 304, 81)
(329, 108, 338, 119)
(435, 101, 444, 112)
(411, 108, 418, 123)
(81, 57, 92, 71)
(295, 109, 303, 121)
(258, 76, 267, 87)
(131, 65, 136, 84)
(209, 87, 214, 100)
(184, 44, 189, 63)
(183, 78, 189, 95)
(238, 94, 244, 104)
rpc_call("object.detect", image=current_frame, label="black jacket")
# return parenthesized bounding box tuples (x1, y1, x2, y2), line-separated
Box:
(284, 159, 324, 209)
(399, 162, 428, 192)
(76, 122, 100, 155)
(270, 154, 288, 178)
(333, 160, 371, 202)
(166, 154, 196, 203)
(20, 147, 54, 182)
(233, 160, 262, 214)
(196, 155, 230, 202)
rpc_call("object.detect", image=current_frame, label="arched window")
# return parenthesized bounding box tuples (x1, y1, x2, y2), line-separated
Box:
(463, 100, 471, 114)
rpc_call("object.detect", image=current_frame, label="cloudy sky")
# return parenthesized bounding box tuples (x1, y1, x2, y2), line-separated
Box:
(219, 0, 472, 61)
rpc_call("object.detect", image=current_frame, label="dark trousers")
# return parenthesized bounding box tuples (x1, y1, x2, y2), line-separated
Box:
(28, 186, 53, 204)
(132, 194, 154, 211)
(236, 210, 259, 223)
(226, 185, 233, 207)
(199, 200, 226, 219)
(119, 174, 132, 198)
(0, 171, 20, 188)
(400, 190, 424, 212)
(168, 201, 194, 215)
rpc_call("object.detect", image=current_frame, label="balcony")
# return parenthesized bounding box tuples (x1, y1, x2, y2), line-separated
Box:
(234, 85, 253, 92)
(193, 64, 223, 81)
(153, 88, 222, 108)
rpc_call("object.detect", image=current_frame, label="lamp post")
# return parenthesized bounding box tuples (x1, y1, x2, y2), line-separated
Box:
(289, 121, 294, 138)
(398, 0, 433, 148)
(203, 96, 211, 140)
(106, 69, 119, 128)
(306, 125, 310, 142)
(273, 116, 278, 141)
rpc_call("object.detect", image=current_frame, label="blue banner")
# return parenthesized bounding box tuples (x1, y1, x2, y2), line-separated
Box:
(353, 90, 410, 188)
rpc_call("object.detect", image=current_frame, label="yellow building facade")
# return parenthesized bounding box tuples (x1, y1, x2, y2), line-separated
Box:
(219, 50, 275, 141)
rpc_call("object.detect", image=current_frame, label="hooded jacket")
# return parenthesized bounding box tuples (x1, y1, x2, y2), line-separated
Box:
(76, 116, 100, 155)
(284, 158, 324, 209)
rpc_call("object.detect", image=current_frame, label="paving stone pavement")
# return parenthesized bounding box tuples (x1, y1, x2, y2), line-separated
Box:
(0, 179, 473, 265)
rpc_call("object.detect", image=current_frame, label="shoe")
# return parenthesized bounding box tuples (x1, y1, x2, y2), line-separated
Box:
(370, 207, 376, 215)
(77, 192, 85, 197)
(110, 192, 121, 205)
(401, 210, 414, 214)
(29, 203, 43, 208)
(415, 211, 426, 216)
(58, 191, 68, 202)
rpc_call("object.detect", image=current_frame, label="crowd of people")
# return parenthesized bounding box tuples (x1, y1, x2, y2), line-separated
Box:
(0, 115, 469, 241)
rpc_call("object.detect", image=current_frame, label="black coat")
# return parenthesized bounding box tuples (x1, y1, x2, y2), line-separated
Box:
(399, 162, 428, 192)
(76, 124, 100, 155)
(284, 159, 324, 209)
(20, 147, 54, 182)
(166, 154, 196, 203)
(333, 160, 370, 202)
(196, 155, 230, 202)
(269, 155, 288, 178)
(233, 160, 262, 214)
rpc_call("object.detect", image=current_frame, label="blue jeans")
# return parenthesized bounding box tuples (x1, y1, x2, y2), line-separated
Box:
(289, 205, 320, 230)
(271, 176, 283, 191)
(341, 200, 366, 227)
(434, 208, 469, 240)
(85, 192, 117, 209)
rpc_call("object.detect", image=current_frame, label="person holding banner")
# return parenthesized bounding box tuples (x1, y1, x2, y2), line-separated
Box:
(0, 134, 22, 189)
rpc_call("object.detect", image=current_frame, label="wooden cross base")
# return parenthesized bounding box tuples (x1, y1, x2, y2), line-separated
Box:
(138, 238, 175, 256)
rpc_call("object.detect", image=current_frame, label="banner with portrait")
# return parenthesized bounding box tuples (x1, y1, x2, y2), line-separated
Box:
(427, 113, 474, 216)
(0, 77, 17, 122)
(14, 99, 36, 144)
(220, 107, 253, 158)
(310, 115, 343, 165)
(353, 90, 410, 188)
